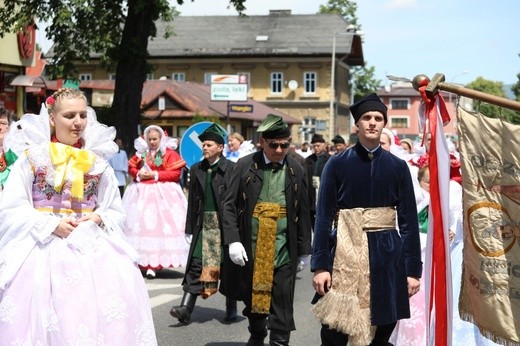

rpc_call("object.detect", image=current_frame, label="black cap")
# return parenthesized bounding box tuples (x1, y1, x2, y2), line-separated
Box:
(310, 134, 325, 144)
(331, 135, 345, 144)
(198, 123, 226, 144)
(349, 93, 387, 124)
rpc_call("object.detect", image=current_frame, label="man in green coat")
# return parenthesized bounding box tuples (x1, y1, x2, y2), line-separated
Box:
(220, 114, 312, 346)
(170, 123, 237, 324)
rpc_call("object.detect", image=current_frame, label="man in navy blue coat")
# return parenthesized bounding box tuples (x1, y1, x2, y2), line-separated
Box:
(311, 94, 422, 346)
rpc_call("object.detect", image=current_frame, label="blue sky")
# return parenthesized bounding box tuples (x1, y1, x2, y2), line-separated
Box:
(37, 0, 520, 86)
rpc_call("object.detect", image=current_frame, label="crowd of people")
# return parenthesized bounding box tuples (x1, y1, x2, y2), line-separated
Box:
(0, 89, 499, 345)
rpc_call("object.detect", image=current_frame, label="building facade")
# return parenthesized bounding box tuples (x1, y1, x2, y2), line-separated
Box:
(59, 10, 364, 144)
(377, 82, 462, 140)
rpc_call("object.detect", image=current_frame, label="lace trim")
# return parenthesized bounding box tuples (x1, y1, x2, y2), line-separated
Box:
(5, 105, 118, 161)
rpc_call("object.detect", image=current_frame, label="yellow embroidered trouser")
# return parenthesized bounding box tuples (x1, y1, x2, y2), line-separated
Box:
(251, 202, 287, 314)
(313, 207, 396, 346)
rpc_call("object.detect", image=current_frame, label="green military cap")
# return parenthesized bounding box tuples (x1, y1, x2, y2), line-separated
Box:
(198, 123, 226, 144)
(257, 114, 291, 139)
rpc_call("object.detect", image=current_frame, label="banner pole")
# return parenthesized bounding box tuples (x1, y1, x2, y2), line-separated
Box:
(412, 73, 520, 112)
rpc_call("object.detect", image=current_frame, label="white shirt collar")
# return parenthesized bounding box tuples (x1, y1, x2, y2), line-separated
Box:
(361, 143, 380, 153)
(262, 152, 283, 165)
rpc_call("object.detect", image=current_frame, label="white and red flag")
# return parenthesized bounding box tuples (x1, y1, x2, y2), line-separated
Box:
(418, 86, 453, 346)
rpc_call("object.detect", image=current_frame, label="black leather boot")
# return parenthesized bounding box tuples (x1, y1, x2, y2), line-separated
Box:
(246, 318, 268, 346)
(170, 292, 197, 324)
(224, 297, 238, 322)
(269, 329, 290, 346)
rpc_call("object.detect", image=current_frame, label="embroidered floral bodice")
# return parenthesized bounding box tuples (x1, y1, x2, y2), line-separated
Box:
(32, 165, 100, 215)
(26, 143, 107, 216)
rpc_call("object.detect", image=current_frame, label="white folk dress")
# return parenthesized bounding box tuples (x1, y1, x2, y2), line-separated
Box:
(0, 108, 157, 345)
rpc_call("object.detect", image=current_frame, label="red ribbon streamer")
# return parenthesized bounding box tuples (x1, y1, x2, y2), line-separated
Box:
(418, 85, 452, 346)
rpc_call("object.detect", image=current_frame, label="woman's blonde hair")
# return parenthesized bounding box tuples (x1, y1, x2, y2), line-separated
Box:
(418, 165, 429, 183)
(46, 88, 88, 114)
(229, 132, 244, 144)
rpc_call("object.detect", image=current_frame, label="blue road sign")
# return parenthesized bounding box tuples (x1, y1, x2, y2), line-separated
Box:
(180, 122, 227, 168)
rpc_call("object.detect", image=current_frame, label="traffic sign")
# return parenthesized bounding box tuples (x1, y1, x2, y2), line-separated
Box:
(179, 122, 227, 168)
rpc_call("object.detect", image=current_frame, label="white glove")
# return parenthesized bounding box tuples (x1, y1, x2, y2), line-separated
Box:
(185, 234, 192, 244)
(229, 242, 248, 266)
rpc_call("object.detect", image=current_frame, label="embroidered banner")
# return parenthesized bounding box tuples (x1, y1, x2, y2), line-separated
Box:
(458, 107, 520, 345)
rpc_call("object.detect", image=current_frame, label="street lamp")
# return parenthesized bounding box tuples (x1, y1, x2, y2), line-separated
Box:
(329, 27, 357, 141)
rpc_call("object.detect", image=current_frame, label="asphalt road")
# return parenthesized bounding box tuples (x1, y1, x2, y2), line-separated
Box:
(147, 261, 321, 346)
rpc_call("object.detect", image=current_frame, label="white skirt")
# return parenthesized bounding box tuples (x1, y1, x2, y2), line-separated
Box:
(0, 221, 157, 345)
(122, 181, 189, 268)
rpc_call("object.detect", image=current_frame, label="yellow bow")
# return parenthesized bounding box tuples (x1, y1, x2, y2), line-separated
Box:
(49, 142, 95, 200)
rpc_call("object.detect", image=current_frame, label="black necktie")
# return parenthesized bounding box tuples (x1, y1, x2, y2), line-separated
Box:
(269, 162, 282, 172)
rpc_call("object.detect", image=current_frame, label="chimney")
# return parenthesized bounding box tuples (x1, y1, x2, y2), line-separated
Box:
(269, 9, 291, 16)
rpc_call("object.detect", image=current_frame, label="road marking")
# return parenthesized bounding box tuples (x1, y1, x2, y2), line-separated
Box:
(146, 282, 182, 291)
(149, 293, 182, 308)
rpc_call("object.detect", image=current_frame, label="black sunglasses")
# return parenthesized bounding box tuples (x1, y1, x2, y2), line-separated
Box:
(267, 141, 291, 149)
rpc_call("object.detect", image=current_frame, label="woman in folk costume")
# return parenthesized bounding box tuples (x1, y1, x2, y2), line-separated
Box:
(380, 128, 422, 205)
(224, 131, 256, 162)
(0, 88, 157, 345)
(0, 107, 17, 194)
(388, 163, 431, 345)
(390, 155, 498, 345)
(123, 124, 189, 279)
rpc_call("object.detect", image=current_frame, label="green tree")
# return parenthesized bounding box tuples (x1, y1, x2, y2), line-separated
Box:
(466, 76, 520, 124)
(318, 0, 381, 101)
(0, 0, 246, 153)
(351, 65, 381, 102)
(511, 53, 520, 102)
(319, 0, 359, 28)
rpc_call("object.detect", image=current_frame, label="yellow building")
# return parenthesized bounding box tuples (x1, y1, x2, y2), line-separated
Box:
(0, 19, 37, 116)
(64, 10, 364, 143)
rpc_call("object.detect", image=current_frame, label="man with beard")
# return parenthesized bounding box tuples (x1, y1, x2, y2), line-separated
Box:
(170, 123, 238, 324)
